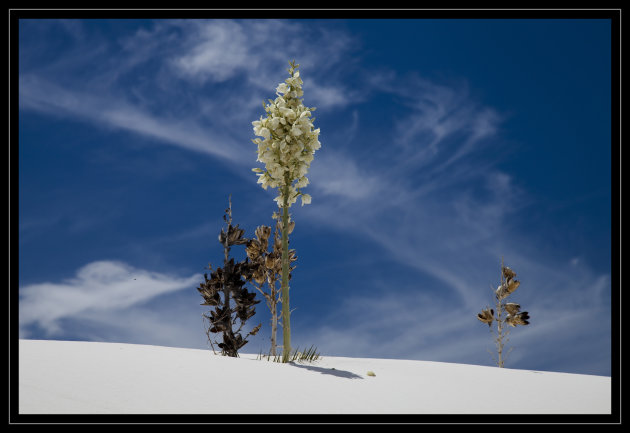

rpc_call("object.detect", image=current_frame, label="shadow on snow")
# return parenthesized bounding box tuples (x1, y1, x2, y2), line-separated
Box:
(287, 362, 364, 379)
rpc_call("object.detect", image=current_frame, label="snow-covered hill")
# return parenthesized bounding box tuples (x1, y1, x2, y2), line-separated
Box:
(18, 339, 611, 414)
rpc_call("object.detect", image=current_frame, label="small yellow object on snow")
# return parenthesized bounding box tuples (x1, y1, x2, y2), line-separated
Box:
(367, 371, 376, 377)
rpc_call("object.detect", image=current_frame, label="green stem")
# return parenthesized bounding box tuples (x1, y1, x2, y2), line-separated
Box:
(281, 185, 291, 363)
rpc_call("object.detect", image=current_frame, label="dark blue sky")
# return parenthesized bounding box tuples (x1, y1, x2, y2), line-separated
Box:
(18, 17, 613, 376)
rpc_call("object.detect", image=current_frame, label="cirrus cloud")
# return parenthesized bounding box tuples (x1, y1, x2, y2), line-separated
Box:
(19, 260, 201, 337)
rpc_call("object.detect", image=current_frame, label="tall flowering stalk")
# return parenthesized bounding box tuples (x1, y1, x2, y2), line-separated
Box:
(252, 60, 321, 362)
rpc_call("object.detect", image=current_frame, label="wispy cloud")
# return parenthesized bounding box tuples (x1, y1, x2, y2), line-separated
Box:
(19, 260, 201, 337)
(298, 67, 518, 306)
(309, 150, 384, 200)
(19, 19, 363, 169)
(141, 19, 361, 107)
(19, 75, 245, 162)
(366, 70, 503, 172)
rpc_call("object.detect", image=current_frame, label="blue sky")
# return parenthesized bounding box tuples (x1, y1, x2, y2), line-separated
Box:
(17, 17, 614, 376)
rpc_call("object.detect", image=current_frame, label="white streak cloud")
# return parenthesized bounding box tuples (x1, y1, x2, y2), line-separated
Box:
(19, 261, 202, 337)
(170, 20, 250, 83)
(19, 75, 244, 162)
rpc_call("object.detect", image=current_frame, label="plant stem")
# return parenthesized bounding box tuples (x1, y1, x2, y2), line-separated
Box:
(223, 197, 234, 357)
(496, 298, 504, 368)
(281, 186, 291, 363)
(496, 257, 505, 368)
(270, 289, 278, 356)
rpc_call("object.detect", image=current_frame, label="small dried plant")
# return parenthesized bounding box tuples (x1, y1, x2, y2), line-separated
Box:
(257, 345, 320, 363)
(477, 258, 531, 367)
(245, 216, 297, 357)
(197, 197, 261, 357)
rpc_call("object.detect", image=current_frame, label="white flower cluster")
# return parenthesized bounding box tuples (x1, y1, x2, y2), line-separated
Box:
(252, 61, 321, 207)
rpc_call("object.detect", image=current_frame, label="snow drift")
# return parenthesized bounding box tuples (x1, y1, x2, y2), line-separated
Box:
(18, 339, 610, 414)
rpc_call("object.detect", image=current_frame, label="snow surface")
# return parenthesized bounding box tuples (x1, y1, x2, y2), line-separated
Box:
(18, 339, 610, 414)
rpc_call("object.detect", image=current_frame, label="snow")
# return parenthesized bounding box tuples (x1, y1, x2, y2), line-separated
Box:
(18, 339, 611, 414)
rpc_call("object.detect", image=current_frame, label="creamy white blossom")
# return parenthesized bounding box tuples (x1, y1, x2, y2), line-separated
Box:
(252, 61, 320, 208)
(276, 83, 289, 95)
(300, 193, 312, 206)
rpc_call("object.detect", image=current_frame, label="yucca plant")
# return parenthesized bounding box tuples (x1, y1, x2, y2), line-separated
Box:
(197, 197, 261, 357)
(251, 60, 321, 362)
(477, 258, 531, 367)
